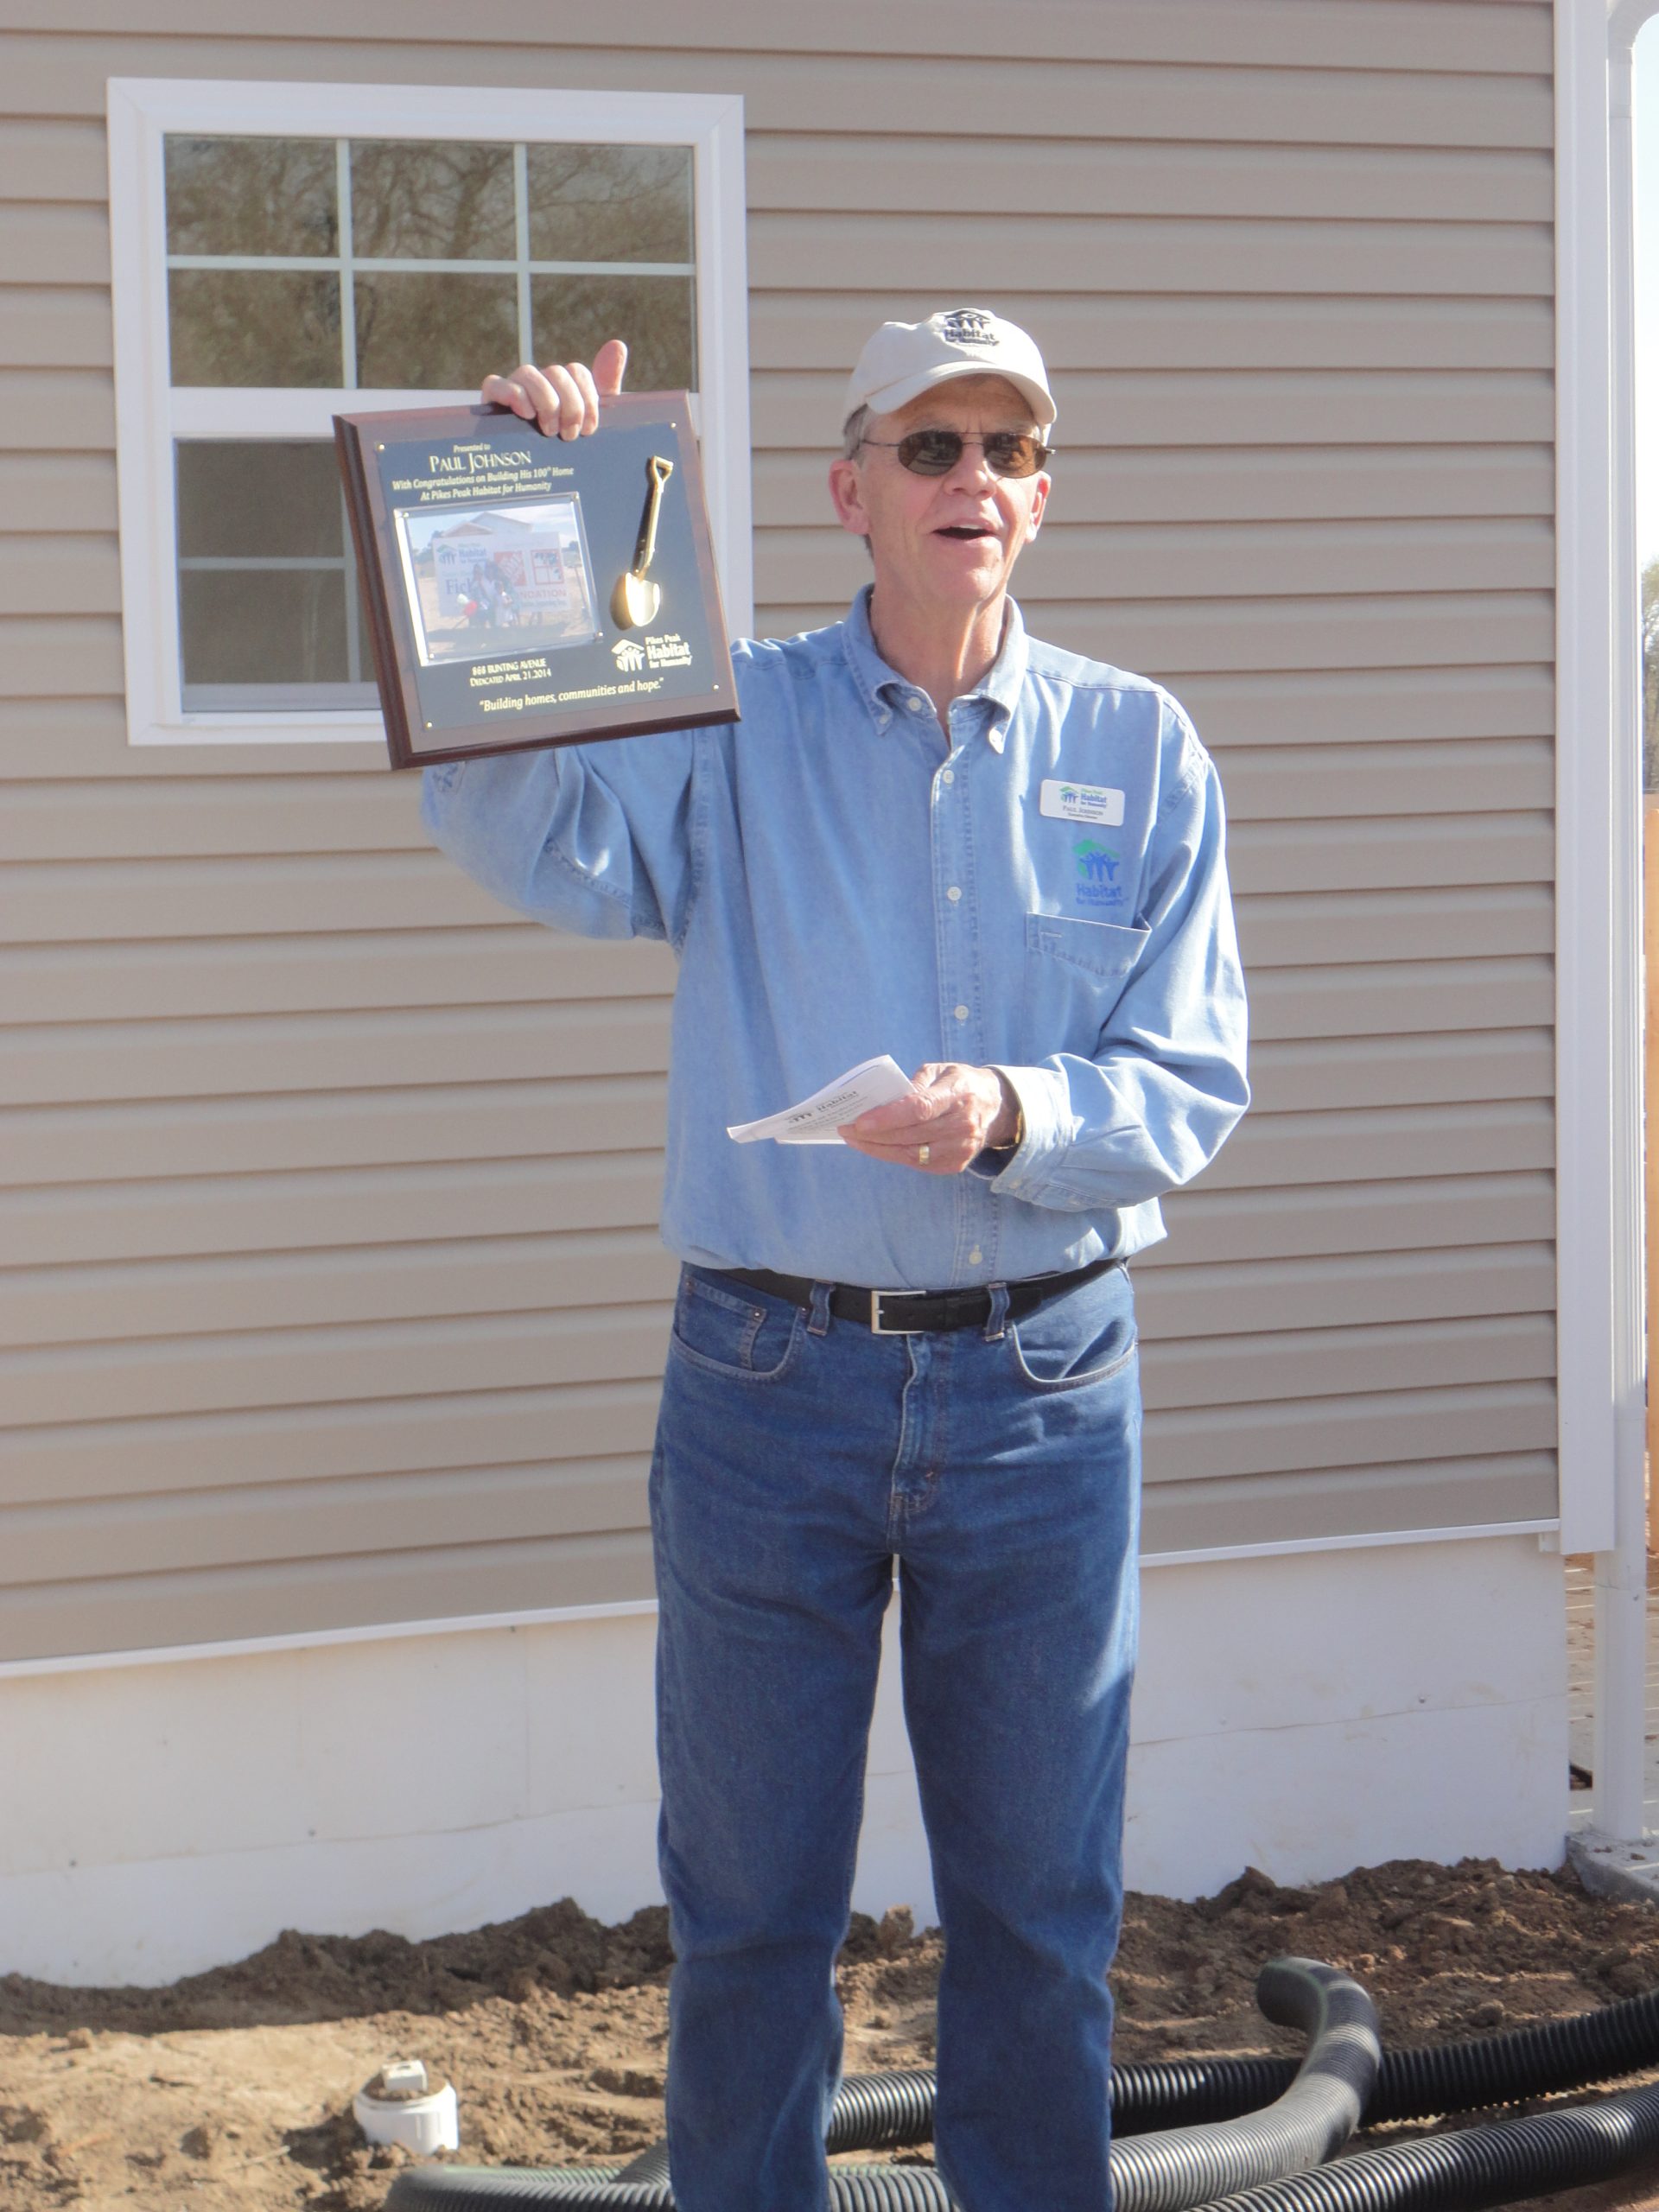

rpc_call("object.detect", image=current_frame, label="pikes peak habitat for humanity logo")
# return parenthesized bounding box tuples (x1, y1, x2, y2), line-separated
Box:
(1073, 837, 1125, 910)
(940, 309, 996, 347)
(610, 638, 646, 672)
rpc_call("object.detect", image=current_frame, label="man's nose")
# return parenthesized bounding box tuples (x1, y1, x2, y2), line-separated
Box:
(943, 437, 996, 488)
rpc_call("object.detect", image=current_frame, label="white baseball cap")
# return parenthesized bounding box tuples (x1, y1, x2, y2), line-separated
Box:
(843, 308, 1057, 430)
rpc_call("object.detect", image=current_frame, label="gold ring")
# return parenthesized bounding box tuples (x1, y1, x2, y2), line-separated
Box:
(918, 1144, 931, 1165)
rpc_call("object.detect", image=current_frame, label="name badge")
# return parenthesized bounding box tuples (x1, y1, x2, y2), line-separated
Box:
(1039, 779, 1124, 827)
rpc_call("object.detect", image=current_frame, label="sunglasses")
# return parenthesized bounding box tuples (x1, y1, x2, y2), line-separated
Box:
(858, 429, 1053, 479)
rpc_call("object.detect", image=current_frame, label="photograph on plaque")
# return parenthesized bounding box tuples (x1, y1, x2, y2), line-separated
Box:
(335, 394, 738, 768)
(392, 494, 601, 668)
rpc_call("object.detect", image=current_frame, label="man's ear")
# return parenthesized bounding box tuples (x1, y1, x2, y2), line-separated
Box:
(1024, 472, 1051, 543)
(828, 455, 871, 540)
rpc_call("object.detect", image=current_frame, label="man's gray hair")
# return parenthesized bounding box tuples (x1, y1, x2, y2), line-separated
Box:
(839, 404, 876, 564)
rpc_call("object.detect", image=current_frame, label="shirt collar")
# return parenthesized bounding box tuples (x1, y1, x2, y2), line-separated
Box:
(841, 586, 1027, 753)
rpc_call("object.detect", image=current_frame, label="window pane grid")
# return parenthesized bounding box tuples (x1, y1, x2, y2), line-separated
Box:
(340, 481, 366, 688)
(181, 683, 378, 710)
(178, 555, 348, 570)
(165, 134, 696, 396)
(166, 255, 695, 276)
(336, 137, 359, 391)
(162, 130, 698, 709)
(513, 143, 532, 361)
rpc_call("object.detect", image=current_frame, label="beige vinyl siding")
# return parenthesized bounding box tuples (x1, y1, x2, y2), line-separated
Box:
(0, 0, 1556, 1662)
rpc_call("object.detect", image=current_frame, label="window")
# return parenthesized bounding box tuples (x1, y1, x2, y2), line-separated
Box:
(108, 80, 751, 746)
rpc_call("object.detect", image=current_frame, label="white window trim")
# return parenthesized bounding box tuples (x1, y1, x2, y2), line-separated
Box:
(106, 77, 752, 747)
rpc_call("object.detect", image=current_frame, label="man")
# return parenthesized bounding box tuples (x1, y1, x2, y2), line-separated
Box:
(423, 309, 1249, 2212)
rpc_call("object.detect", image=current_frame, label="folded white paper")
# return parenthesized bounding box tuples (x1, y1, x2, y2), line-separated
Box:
(727, 1054, 920, 1145)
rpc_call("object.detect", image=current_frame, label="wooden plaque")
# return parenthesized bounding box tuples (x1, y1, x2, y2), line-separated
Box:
(334, 395, 739, 769)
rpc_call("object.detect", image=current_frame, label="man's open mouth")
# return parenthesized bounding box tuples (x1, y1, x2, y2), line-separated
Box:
(937, 525, 993, 540)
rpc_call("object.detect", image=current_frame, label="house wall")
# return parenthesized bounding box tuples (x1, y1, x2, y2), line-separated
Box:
(0, 1535, 1567, 1987)
(0, 0, 1559, 1660)
(0, 0, 1569, 1974)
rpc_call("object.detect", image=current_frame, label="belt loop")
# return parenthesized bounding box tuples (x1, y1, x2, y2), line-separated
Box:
(983, 1281, 1011, 1342)
(807, 1279, 833, 1337)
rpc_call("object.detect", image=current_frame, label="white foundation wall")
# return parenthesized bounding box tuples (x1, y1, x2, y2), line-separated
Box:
(0, 1534, 1568, 1986)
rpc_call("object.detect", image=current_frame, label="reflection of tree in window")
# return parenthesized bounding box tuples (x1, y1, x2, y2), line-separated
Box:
(532, 275, 696, 392)
(165, 137, 344, 386)
(350, 143, 518, 390)
(355, 270, 518, 390)
(350, 140, 516, 260)
(527, 145, 693, 263)
(164, 136, 337, 257)
(528, 149, 696, 389)
(170, 269, 342, 387)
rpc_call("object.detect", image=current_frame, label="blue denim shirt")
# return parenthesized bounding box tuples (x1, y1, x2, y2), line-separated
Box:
(422, 588, 1248, 1288)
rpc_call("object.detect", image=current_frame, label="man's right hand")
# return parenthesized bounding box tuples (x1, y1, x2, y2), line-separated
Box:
(481, 338, 628, 440)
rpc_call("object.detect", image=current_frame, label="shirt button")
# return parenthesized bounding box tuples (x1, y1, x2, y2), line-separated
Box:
(953, 1003, 969, 1022)
(969, 1247, 983, 1266)
(946, 885, 962, 903)
(908, 696, 927, 714)
(941, 768, 955, 785)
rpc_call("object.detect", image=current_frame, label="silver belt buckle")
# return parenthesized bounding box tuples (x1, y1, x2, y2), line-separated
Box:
(869, 1289, 921, 1335)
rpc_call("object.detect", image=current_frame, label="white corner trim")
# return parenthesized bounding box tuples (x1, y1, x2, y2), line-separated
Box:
(105, 77, 752, 748)
(1554, 0, 1624, 1558)
(1555, 0, 1659, 1846)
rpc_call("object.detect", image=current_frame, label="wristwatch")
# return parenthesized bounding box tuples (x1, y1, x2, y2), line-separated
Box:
(997, 1078, 1025, 1152)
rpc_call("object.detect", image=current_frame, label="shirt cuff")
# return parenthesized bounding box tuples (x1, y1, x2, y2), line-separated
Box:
(964, 1064, 1065, 1187)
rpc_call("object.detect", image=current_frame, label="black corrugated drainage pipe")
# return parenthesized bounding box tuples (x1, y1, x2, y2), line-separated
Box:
(386, 1958, 1380, 2212)
(1113, 1979, 1659, 2132)
(1172, 2079, 1659, 2212)
(717, 1976, 1659, 2141)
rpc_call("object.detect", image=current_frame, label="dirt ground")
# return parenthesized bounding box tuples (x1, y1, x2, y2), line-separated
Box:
(6, 1858, 1659, 2211)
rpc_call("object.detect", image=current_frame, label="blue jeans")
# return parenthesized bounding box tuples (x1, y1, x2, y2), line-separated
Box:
(650, 1261, 1141, 2212)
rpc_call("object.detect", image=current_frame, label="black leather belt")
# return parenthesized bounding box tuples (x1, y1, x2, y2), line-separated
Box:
(719, 1255, 1120, 1336)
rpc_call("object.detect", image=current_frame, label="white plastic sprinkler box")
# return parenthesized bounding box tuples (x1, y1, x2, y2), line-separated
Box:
(353, 2057, 461, 2155)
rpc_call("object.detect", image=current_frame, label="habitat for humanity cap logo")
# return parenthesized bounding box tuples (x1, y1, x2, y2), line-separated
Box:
(940, 309, 997, 347)
(611, 638, 646, 672)
(1073, 837, 1124, 910)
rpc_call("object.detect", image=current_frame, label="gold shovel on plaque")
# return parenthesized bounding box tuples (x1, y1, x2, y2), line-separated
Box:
(611, 454, 675, 630)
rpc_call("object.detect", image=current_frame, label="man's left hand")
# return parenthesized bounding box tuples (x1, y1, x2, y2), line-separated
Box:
(841, 1063, 1018, 1174)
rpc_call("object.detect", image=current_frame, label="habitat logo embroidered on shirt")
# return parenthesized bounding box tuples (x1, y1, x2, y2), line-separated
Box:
(1073, 839, 1125, 909)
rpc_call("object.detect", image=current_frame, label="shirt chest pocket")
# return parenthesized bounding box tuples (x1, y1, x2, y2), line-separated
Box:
(1026, 911, 1151, 985)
